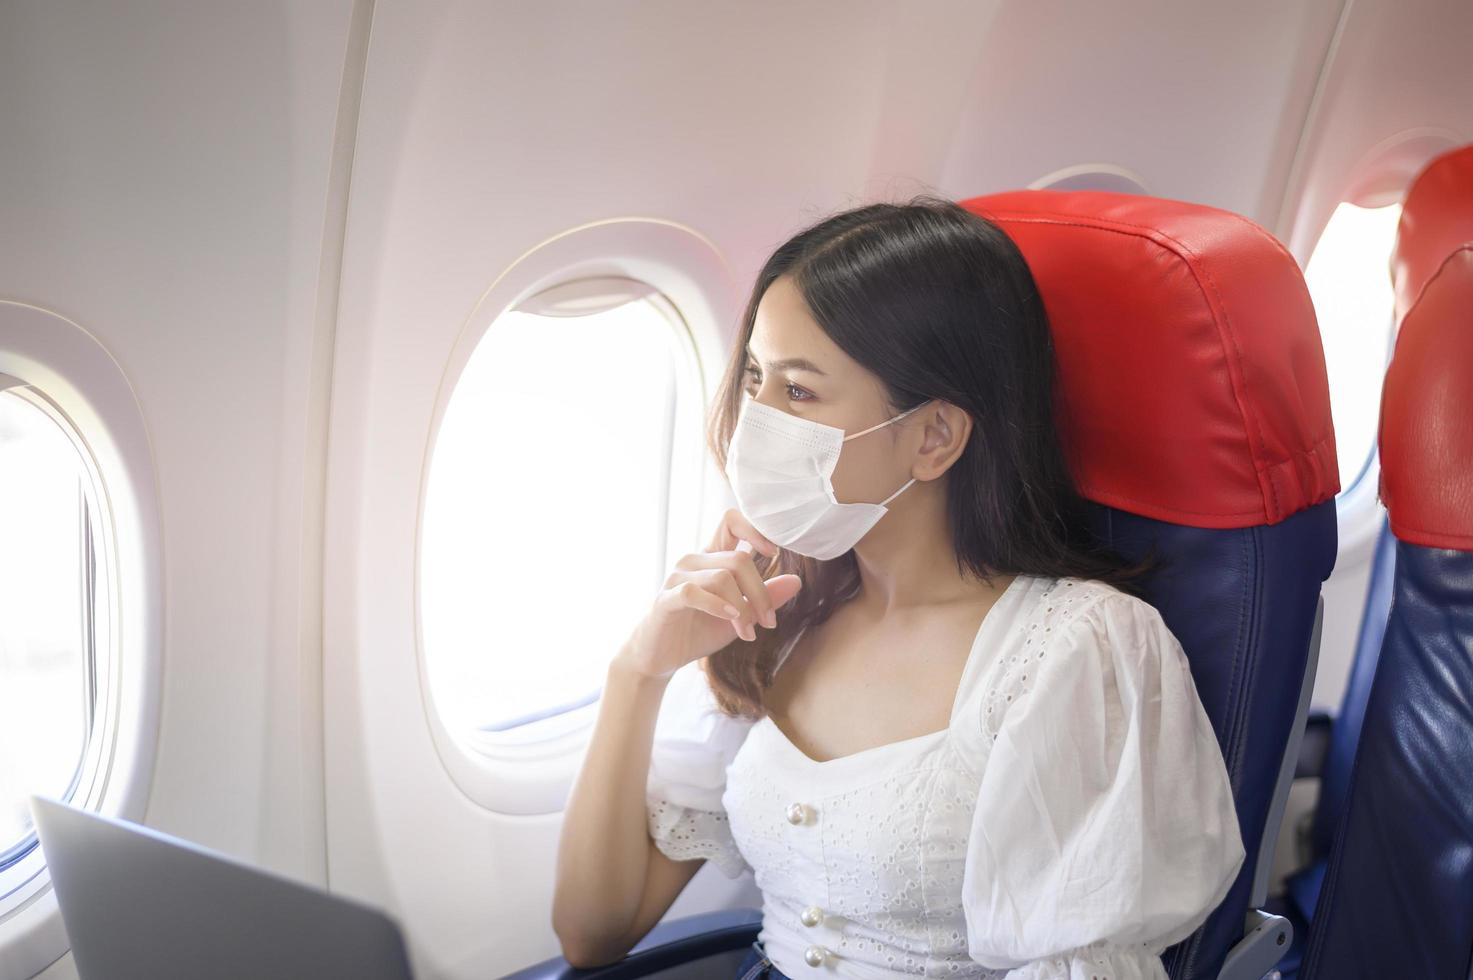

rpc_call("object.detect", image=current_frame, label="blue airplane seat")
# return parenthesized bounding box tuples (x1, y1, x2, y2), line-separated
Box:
(508, 188, 1341, 980)
(970, 190, 1338, 980)
(1305, 514, 1396, 868)
(1298, 143, 1473, 980)
(1263, 513, 1395, 980)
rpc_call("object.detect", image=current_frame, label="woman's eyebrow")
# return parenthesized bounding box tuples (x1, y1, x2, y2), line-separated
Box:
(746, 351, 828, 376)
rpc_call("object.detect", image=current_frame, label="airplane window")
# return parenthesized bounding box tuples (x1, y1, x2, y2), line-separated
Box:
(0, 386, 98, 869)
(1303, 201, 1403, 493)
(420, 287, 704, 745)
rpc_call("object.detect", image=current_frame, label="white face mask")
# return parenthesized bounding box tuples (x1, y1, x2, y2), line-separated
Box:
(724, 395, 925, 560)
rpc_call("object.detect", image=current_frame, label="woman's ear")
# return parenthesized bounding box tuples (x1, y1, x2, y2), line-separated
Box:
(913, 401, 971, 481)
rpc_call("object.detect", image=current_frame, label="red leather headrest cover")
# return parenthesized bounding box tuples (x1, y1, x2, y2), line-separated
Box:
(1380, 145, 1473, 551)
(960, 189, 1338, 529)
(1391, 144, 1473, 325)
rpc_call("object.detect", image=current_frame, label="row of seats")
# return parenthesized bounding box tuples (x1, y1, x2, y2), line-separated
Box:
(506, 151, 1470, 979)
(1272, 142, 1473, 979)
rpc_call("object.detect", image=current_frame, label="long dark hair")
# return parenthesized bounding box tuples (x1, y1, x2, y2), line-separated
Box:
(702, 194, 1159, 719)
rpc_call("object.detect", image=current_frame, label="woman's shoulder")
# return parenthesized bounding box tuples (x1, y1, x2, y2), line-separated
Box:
(1024, 573, 1137, 629)
(1030, 575, 1180, 659)
(964, 575, 1165, 746)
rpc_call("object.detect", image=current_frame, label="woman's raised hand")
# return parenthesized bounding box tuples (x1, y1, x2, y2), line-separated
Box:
(619, 509, 803, 680)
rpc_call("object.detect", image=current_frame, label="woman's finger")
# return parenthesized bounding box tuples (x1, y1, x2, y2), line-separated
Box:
(707, 508, 779, 557)
(696, 568, 758, 641)
(672, 580, 746, 626)
(710, 550, 776, 631)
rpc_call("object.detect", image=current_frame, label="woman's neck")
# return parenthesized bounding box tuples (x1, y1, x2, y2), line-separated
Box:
(848, 479, 995, 614)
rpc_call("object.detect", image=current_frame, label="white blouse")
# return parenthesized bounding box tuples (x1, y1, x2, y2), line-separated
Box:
(644, 574, 1246, 979)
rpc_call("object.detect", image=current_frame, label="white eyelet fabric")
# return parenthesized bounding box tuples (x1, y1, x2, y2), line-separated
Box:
(644, 575, 1246, 979)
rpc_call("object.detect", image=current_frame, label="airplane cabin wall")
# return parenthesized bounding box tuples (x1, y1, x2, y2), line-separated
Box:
(0, 2, 1467, 978)
(0, 2, 361, 978)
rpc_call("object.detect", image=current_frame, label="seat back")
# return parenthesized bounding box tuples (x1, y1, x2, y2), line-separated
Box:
(1301, 143, 1473, 979)
(960, 189, 1340, 980)
(1309, 514, 1394, 866)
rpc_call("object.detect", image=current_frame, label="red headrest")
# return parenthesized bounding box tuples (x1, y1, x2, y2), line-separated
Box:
(960, 189, 1338, 529)
(1391, 144, 1473, 326)
(1379, 145, 1473, 552)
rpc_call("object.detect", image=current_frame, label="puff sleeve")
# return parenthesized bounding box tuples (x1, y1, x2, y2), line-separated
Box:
(644, 660, 757, 879)
(963, 590, 1246, 980)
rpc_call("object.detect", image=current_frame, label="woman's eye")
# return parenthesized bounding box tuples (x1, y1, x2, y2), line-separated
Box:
(742, 365, 813, 400)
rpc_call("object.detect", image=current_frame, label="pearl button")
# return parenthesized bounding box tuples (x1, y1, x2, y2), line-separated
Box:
(785, 802, 806, 824)
(803, 944, 830, 967)
(799, 905, 823, 927)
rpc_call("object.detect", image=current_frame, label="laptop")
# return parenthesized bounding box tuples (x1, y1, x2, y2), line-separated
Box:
(29, 795, 416, 980)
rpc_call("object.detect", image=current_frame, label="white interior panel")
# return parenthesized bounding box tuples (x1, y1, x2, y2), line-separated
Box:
(0, 1, 1465, 977)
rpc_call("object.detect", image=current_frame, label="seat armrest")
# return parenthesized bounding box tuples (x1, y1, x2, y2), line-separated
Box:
(1294, 709, 1334, 779)
(499, 907, 763, 979)
(1215, 908, 1292, 980)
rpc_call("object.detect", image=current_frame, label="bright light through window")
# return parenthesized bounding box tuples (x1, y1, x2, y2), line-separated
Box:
(421, 296, 700, 742)
(1304, 201, 1403, 492)
(0, 390, 93, 856)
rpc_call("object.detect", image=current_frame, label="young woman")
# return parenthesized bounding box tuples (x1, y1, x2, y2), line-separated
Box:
(552, 196, 1245, 979)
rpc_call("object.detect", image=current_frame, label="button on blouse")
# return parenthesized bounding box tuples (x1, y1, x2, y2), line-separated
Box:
(644, 574, 1246, 979)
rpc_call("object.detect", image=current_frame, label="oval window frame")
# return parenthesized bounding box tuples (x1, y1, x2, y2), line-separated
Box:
(0, 301, 163, 979)
(411, 220, 735, 816)
(0, 380, 110, 871)
(1029, 163, 1150, 195)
